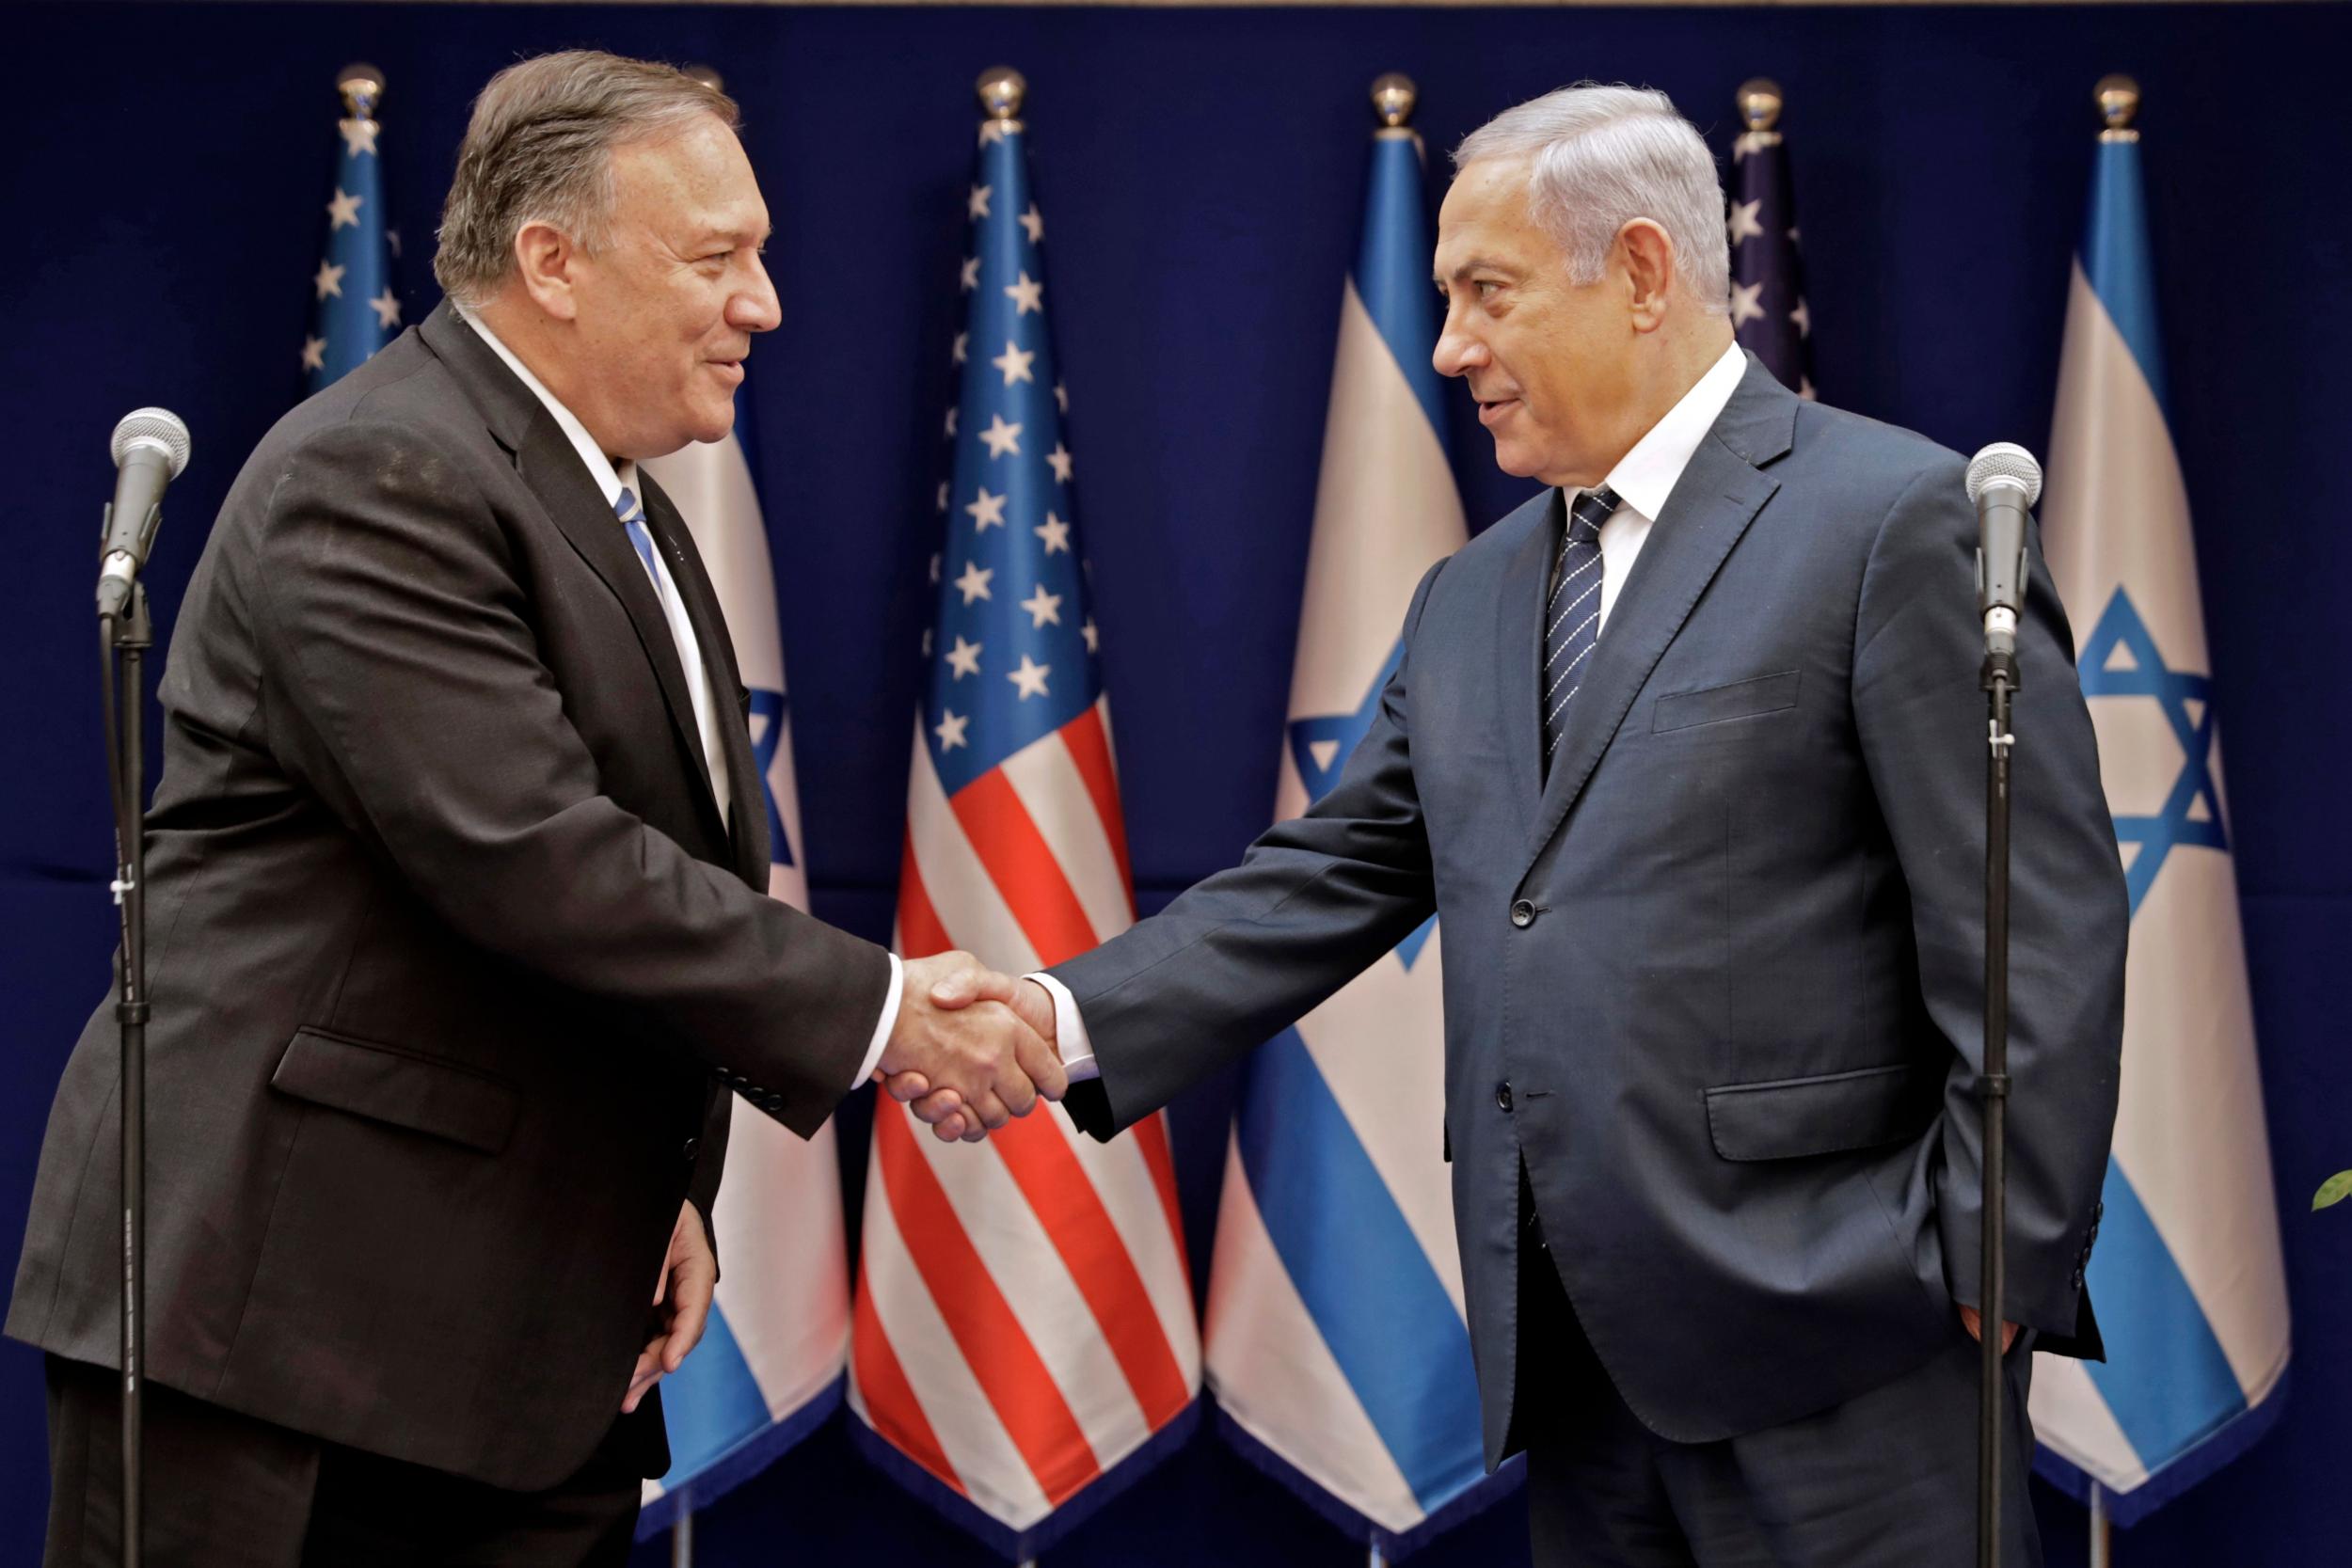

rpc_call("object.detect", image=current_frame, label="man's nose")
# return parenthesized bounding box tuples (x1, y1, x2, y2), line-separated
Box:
(1433, 315, 1485, 379)
(732, 254, 782, 334)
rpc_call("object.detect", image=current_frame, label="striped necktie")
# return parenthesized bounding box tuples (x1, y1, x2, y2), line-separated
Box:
(1542, 484, 1618, 775)
(612, 486, 671, 607)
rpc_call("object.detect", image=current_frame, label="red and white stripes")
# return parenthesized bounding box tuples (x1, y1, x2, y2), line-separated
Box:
(851, 698, 1199, 1536)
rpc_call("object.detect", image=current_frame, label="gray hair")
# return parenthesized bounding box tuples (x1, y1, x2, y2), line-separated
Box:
(1453, 84, 1730, 317)
(434, 50, 739, 308)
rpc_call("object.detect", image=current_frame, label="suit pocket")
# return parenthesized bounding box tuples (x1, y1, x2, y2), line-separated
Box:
(1653, 671, 1800, 733)
(271, 1026, 520, 1154)
(1703, 1061, 1938, 1162)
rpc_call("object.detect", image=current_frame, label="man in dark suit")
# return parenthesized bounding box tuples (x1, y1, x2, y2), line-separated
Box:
(11, 52, 1055, 1565)
(915, 85, 2125, 1565)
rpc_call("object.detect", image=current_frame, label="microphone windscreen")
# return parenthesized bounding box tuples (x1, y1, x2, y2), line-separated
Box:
(110, 407, 192, 478)
(1965, 441, 2042, 507)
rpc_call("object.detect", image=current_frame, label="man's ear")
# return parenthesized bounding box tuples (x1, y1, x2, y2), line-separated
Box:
(513, 220, 581, 323)
(1616, 218, 1677, 334)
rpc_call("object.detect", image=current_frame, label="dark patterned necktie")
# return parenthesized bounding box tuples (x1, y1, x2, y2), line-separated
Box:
(1542, 485, 1618, 776)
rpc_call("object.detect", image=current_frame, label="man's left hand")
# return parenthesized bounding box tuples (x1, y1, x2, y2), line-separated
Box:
(1959, 1306, 2021, 1354)
(624, 1201, 717, 1414)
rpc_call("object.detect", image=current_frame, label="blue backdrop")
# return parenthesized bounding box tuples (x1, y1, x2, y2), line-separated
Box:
(2, 4, 2345, 1564)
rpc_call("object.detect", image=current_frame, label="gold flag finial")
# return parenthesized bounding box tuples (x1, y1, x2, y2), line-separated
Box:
(683, 65, 724, 94)
(977, 67, 1027, 124)
(1737, 78, 1783, 135)
(1371, 73, 1418, 130)
(2095, 74, 2141, 141)
(338, 61, 385, 122)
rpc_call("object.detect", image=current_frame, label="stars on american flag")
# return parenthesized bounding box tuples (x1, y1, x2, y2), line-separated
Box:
(1727, 108, 1816, 397)
(306, 104, 397, 392)
(1020, 584, 1063, 627)
(993, 340, 1036, 387)
(979, 414, 1023, 458)
(1007, 654, 1052, 700)
(917, 116, 1102, 792)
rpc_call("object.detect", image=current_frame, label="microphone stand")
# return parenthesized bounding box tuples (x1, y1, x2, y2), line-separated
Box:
(1978, 636, 2018, 1568)
(102, 584, 152, 1568)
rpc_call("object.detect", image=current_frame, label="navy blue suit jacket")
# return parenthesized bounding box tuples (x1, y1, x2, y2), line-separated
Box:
(1056, 356, 2125, 1466)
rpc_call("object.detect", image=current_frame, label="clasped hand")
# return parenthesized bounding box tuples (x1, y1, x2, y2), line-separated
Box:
(873, 952, 1064, 1144)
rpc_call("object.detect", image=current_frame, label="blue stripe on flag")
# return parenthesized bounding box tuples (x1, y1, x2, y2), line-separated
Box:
(1234, 1027, 1486, 1513)
(1353, 135, 1448, 438)
(2080, 1162, 2248, 1473)
(655, 1301, 773, 1483)
(2081, 140, 2169, 415)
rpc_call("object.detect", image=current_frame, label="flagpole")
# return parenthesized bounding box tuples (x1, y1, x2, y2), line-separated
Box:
(2089, 1483, 2110, 1568)
(670, 1492, 693, 1568)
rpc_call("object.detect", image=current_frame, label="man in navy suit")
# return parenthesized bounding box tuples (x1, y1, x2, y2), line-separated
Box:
(913, 84, 2125, 1565)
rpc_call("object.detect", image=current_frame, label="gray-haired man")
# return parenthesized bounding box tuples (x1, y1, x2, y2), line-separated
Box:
(917, 84, 2125, 1566)
(13, 51, 1052, 1565)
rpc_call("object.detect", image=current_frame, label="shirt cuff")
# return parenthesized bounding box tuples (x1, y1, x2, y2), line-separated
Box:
(853, 953, 904, 1089)
(1023, 972, 1099, 1082)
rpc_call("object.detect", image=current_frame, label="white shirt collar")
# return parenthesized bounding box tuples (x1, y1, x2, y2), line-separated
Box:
(455, 304, 639, 509)
(1593, 339, 1751, 521)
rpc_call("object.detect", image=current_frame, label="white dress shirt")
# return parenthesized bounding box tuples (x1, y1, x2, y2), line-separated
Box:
(459, 308, 902, 1088)
(1032, 339, 1751, 1080)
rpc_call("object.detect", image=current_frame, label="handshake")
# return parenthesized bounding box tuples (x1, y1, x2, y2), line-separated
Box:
(872, 952, 1064, 1144)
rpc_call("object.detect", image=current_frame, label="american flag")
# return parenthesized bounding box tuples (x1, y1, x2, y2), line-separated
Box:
(301, 66, 401, 392)
(1726, 81, 1814, 400)
(847, 87, 1200, 1559)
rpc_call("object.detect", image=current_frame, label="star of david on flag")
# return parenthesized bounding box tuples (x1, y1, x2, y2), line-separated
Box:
(302, 71, 401, 393)
(2031, 103, 2290, 1527)
(848, 90, 1200, 1560)
(634, 398, 850, 1539)
(1199, 99, 1509, 1559)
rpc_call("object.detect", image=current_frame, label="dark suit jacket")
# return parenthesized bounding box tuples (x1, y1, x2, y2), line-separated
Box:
(1056, 356, 2126, 1467)
(7, 303, 891, 1491)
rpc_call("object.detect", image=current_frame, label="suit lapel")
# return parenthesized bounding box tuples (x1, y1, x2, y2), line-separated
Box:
(638, 474, 769, 888)
(418, 304, 728, 851)
(1518, 356, 1798, 876)
(1490, 490, 1562, 840)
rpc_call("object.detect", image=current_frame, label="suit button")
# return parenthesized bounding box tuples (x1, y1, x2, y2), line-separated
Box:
(682, 1137, 700, 1163)
(1496, 1081, 1514, 1113)
(1509, 899, 1536, 928)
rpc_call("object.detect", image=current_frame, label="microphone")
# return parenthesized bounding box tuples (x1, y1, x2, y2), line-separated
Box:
(1965, 442, 2042, 664)
(97, 407, 192, 621)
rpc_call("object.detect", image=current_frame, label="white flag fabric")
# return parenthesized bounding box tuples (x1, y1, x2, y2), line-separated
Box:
(635, 427, 852, 1532)
(2029, 117, 2290, 1525)
(1200, 121, 1515, 1558)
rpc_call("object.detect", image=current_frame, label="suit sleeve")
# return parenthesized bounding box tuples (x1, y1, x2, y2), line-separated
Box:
(1851, 453, 2126, 1348)
(1057, 558, 1449, 1139)
(245, 418, 890, 1138)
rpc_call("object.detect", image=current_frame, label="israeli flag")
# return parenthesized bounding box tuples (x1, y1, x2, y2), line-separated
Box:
(635, 412, 851, 1535)
(1202, 105, 1514, 1557)
(2030, 111, 2291, 1524)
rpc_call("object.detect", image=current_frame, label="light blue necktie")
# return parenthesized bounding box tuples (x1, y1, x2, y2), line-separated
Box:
(1542, 484, 1618, 775)
(612, 486, 672, 607)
